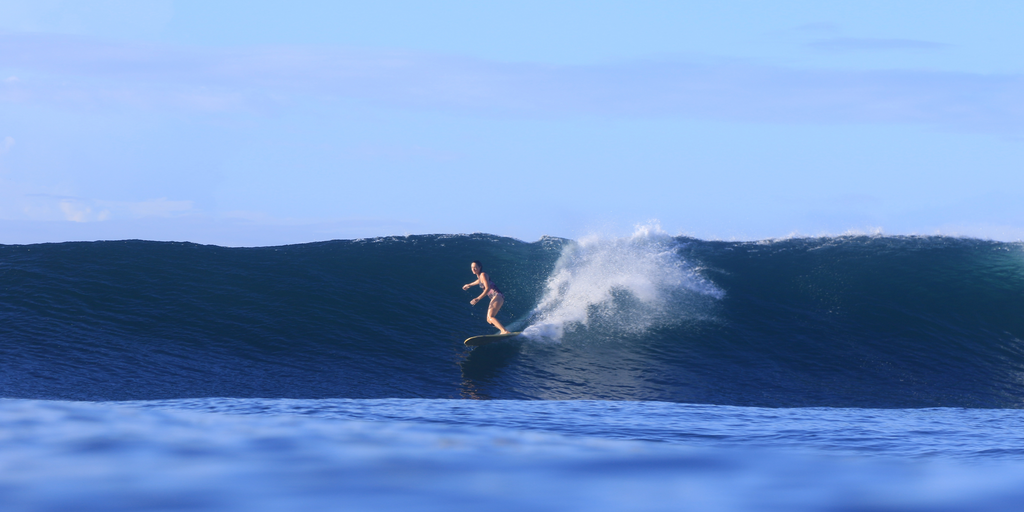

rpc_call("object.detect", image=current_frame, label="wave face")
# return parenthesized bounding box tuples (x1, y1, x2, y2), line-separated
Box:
(2, 232, 1023, 408)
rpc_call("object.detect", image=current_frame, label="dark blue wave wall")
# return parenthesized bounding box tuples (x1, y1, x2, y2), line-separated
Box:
(679, 237, 1024, 408)
(1, 235, 1022, 408)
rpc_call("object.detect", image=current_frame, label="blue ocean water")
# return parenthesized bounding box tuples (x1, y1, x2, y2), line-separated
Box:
(2, 229, 1024, 510)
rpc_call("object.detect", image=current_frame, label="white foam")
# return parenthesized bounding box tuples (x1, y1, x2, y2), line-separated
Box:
(521, 222, 723, 341)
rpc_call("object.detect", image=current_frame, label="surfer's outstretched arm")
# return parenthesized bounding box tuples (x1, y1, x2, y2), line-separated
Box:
(471, 272, 498, 305)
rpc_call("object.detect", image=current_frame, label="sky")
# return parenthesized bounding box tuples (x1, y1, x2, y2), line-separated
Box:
(1, 0, 1023, 246)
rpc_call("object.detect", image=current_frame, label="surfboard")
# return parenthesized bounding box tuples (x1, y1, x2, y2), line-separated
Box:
(464, 332, 522, 346)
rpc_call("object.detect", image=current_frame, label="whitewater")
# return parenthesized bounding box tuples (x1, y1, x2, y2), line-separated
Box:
(2, 226, 1024, 510)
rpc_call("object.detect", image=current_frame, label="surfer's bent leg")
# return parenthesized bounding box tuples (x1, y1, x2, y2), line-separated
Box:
(487, 294, 509, 334)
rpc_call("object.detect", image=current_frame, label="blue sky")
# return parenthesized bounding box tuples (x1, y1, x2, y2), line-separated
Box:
(1, 1, 1022, 245)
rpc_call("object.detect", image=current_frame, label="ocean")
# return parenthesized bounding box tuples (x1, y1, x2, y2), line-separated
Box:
(2, 228, 1023, 510)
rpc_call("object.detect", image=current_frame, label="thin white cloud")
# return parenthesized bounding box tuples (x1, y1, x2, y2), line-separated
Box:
(807, 37, 948, 52)
(0, 136, 13, 154)
(59, 199, 109, 222)
(119, 197, 194, 217)
(0, 33, 1022, 133)
(2, 192, 194, 222)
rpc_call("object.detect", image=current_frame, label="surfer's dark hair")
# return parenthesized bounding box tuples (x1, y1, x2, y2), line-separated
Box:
(472, 260, 483, 270)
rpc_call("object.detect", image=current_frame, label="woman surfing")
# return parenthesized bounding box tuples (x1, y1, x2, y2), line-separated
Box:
(462, 260, 510, 334)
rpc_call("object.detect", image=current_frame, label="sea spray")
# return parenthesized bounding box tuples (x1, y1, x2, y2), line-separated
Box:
(521, 224, 724, 341)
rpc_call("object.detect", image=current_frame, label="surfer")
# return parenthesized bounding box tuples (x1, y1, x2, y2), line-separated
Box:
(462, 260, 510, 334)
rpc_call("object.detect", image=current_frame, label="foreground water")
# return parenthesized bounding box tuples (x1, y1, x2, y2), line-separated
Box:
(4, 398, 1024, 511)
(2, 229, 1023, 510)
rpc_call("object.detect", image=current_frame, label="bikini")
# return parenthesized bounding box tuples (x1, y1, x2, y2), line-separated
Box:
(480, 278, 503, 300)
